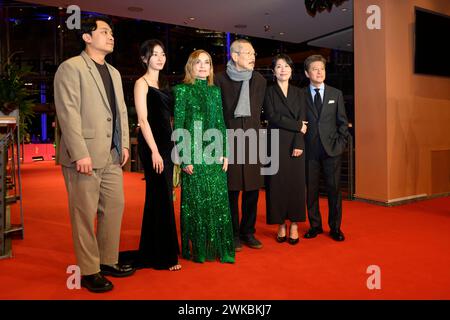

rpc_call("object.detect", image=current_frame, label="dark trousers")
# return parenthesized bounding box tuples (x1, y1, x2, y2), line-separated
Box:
(228, 190, 259, 238)
(306, 142, 343, 231)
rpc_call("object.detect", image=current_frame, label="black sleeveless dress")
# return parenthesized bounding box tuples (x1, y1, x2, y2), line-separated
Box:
(120, 86, 179, 269)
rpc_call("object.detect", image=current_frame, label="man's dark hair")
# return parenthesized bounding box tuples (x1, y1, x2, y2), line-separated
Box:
(304, 54, 327, 72)
(77, 15, 113, 50)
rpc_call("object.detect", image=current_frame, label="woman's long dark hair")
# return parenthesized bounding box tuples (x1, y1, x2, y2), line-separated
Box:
(139, 39, 169, 90)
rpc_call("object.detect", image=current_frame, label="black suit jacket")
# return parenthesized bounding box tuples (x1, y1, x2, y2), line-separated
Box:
(264, 83, 306, 151)
(303, 84, 349, 158)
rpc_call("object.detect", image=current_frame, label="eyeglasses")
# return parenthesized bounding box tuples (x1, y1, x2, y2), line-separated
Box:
(237, 51, 257, 57)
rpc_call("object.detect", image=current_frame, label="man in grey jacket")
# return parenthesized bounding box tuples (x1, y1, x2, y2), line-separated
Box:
(54, 16, 134, 293)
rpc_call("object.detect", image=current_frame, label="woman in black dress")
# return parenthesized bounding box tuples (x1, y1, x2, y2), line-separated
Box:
(121, 39, 180, 270)
(264, 54, 308, 245)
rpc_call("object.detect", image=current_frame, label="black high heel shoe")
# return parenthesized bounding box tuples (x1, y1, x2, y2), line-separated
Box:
(288, 224, 300, 245)
(276, 224, 287, 243)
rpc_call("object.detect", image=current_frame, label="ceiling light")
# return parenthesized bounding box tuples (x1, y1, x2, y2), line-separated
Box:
(188, 17, 195, 21)
(279, 32, 285, 36)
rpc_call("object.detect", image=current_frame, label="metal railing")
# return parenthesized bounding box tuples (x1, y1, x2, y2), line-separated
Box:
(0, 118, 24, 259)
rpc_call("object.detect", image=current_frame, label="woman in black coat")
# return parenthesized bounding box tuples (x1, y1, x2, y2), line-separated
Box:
(264, 54, 308, 245)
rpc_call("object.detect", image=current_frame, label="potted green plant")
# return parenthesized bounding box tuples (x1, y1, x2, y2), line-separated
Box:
(0, 60, 35, 139)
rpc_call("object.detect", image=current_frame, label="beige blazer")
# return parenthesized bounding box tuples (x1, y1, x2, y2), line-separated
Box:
(54, 51, 129, 168)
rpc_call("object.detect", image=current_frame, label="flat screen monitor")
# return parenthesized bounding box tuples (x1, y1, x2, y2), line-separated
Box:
(414, 7, 450, 77)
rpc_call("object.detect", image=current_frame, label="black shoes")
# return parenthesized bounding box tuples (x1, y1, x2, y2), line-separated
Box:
(303, 227, 324, 239)
(275, 224, 299, 245)
(240, 235, 263, 249)
(330, 229, 345, 242)
(100, 263, 136, 278)
(81, 273, 113, 293)
(288, 224, 299, 245)
(277, 233, 299, 245)
(303, 227, 345, 241)
(276, 224, 287, 243)
(81, 264, 136, 293)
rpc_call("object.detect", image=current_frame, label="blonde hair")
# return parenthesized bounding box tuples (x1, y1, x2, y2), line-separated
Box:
(183, 49, 214, 85)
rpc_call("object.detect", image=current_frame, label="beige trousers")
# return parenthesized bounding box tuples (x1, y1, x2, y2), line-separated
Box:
(62, 149, 124, 275)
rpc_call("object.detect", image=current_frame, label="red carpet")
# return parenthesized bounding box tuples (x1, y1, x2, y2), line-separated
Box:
(0, 161, 449, 300)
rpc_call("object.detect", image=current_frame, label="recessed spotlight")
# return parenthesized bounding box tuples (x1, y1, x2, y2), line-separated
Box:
(128, 6, 143, 12)
(341, 8, 348, 12)
(279, 32, 285, 36)
(347, 43, 352, 46)
(188, 17, 195, 21)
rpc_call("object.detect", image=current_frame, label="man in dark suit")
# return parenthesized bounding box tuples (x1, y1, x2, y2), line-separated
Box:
(215, 39, 267, 251)
(302, 55, 349, 241)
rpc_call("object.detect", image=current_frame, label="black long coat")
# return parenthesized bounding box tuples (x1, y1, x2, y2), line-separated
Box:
(264, 83, 306, 224)
(214, 71, 267, 191)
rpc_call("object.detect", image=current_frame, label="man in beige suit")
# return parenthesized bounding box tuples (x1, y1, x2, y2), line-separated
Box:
(54, 16, 135, 293)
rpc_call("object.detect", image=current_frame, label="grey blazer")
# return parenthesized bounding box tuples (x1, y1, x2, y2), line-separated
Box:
(54, 51, 129, 168)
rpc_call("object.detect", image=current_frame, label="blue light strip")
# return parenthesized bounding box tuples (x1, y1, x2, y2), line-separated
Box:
(40, 83, 47, 141)
(226, 32, 231, 61)
(40, 83, 46, 104)
(41, 114, 47, 142)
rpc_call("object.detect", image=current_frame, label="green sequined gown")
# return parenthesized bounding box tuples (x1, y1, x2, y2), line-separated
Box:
(174, 79, 235, 263)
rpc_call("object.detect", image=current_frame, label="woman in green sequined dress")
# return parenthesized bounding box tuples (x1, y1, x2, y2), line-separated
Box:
(173, 50, 235, 263)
